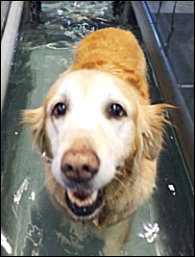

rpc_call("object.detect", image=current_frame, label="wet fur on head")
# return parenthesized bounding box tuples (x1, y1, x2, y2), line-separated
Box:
(22, 28, 171, 227)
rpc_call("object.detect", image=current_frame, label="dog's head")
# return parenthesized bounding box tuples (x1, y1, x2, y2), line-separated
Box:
(23, 69, 167, 221)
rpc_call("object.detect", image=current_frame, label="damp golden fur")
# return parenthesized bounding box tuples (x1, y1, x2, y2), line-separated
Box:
(22, 28, 171, 230)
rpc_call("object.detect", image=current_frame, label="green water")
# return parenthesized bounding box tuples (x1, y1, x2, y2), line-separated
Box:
(1, 1, 194, 256)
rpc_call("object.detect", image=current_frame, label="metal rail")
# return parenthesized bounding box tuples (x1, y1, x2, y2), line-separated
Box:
(131, 1, 194, 185)
(1, 1, 24, 112)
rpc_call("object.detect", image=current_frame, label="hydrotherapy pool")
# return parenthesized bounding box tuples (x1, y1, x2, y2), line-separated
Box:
(1, 2, 194, 256)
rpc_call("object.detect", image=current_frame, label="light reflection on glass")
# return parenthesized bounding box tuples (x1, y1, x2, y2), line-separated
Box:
(29, 191, 36, 201)
(1, 232, 12, 255)
(138, 223, 160, 243)
(13, 178, 29, 204)
(168, 184, 176, 196)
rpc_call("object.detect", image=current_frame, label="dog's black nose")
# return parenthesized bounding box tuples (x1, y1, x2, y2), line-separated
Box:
(61, 149, 99, 183)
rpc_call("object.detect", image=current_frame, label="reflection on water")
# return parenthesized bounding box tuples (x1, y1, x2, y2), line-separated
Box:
(13, 179, 29, 205)
(138, 223, 160, 244)
(1, 1, 194, 256)
(167, 184, 176, 196)
(1, 232, 12, 255)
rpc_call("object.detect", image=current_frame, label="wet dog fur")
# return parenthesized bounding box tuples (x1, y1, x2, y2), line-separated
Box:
(22, 28, 170, 254)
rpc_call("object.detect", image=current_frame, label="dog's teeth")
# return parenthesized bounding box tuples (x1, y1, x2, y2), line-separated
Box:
(67, 189, 98, 207)
(67, 190, 75, 203)
(91, 190, 98, 201)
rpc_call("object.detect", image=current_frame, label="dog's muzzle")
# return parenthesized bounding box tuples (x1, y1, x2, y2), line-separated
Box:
(61, 148, 104, 219)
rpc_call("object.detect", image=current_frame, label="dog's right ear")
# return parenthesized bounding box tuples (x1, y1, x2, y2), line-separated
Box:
(22, 107, 45, 153)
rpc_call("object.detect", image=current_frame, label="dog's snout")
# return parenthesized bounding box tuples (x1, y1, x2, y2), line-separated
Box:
(61, 149, 99, 182)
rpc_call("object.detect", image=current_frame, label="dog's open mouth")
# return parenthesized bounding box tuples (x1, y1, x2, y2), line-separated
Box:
(65, 189, 104, 218)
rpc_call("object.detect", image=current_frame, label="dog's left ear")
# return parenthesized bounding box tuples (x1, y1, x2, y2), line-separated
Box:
(140, 104, 169, 160)
(22, 107, 46, 153)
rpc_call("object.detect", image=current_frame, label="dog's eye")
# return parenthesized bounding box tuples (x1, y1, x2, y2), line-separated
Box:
(52, 103, 67, 117)
(107, 103, 127, 118)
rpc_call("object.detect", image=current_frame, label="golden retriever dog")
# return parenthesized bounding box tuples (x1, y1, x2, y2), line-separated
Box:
(23, 27, 169, 254)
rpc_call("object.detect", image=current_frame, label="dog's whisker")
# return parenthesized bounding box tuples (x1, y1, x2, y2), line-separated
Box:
(41, 155, 52, 163)
(124, 165, 133, 174)
(116, 168, 134, 183)
(139, 177, 153, 187)
(113, 175, 131, 205)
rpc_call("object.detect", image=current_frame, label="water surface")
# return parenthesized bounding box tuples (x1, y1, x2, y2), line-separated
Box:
(1, 1, 194, 256)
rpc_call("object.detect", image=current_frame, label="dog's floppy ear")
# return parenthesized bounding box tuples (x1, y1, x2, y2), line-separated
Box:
(22, 107, 46, 153)
(140, 104, 169, 160)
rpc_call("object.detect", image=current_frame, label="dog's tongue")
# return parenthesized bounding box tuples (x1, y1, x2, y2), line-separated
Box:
(72, 190, 92, 200)
(66, 189, 103, 218)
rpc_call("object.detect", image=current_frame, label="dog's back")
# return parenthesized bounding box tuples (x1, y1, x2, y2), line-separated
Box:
(71, 28, 149, 101)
